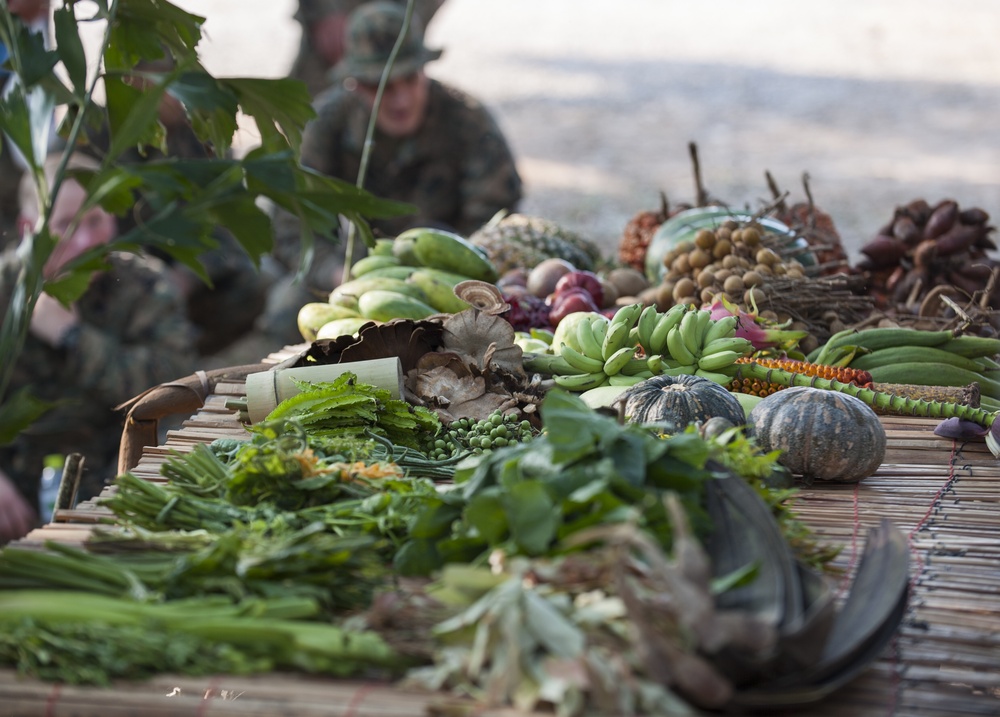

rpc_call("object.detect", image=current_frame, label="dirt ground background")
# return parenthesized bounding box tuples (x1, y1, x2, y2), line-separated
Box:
(179, 0, 1000, 263)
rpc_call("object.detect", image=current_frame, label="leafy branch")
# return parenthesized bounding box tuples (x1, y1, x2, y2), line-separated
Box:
(0, 0, 411, 440)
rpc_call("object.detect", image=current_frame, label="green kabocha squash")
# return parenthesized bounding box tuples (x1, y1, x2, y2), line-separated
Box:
(617, 374, 745, 433)
(747, 386, 886, 483)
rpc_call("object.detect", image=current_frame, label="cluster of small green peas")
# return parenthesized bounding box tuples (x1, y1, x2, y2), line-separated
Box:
(427, 411, 536, 461)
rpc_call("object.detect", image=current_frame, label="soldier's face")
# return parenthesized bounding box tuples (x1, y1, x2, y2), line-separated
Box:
(43, 181, 118, 278)
(357, 70, 430, 137)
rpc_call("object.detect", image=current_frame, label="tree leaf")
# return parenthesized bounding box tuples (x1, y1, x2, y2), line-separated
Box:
(52, 6, 87, 95)
(206, 197, 273, 266)
(223, 77, 315, 154)
(168, 71, 239, 155)
(105, 0, 204, 71)
(104, 75, 166, 158)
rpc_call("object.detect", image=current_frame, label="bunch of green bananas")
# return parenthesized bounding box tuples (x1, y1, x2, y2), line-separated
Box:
(524, 304, 754, 391)
(635, 305, 753, 384)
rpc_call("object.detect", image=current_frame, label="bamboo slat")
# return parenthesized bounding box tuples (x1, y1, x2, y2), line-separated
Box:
(3, 354, 999, 717)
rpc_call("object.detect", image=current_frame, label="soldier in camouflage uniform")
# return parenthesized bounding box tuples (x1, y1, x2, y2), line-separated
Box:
(291, 0, 447, 98)
(260, 1, 522, 349)
(0, 153, 196, 543)
(81, 59, 272, 360)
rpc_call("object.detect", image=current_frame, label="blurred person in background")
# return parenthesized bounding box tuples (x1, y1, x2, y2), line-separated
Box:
(291, 0, 447, 98)
(0, 0, 53, 247)
(0, 152, 197, 543)
(256, 1, 522, 350)
(81, 54, 272, 363)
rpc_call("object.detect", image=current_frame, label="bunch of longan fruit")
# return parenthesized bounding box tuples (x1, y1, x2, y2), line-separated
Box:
(652, 220, 808, 309)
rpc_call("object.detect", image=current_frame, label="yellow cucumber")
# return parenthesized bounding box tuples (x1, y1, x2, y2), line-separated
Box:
(348, 254, 402, 278)
(407, 268, 472, 313)
(391, 232, 422, 266)
(332, 276, 430, 304)
(372, 238, 396, 257)
(316, 316, 372, 340)
(357, 290, 439, 322)
(297, 302, 361, 342)
(401, 227, 499, 282)
(353, 265, 417, 281)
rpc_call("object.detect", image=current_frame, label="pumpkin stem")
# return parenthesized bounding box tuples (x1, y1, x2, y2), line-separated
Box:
(730, 362, 997, 429)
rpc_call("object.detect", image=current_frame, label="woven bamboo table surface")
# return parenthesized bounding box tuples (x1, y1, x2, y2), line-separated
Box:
(2, 351, 999, 717)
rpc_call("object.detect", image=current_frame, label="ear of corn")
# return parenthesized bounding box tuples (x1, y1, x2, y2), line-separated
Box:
(730, 357, 873, 397)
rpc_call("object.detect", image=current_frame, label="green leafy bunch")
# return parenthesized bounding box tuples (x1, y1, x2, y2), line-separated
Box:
(393, 390, 723, 576)
(0, 0, 413, 441)
(262, 373, 443, 451)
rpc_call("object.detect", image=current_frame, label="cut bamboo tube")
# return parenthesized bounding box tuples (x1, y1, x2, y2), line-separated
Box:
(244, 357, 405, 424)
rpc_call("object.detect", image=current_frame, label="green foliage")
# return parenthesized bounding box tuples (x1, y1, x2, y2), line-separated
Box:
(394, 390, 719, 576)
(0, 0, 414, 439)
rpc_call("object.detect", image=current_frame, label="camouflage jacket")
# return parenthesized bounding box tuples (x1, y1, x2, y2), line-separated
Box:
(0, 250, 197, 505)
(273, 79, 522, 278)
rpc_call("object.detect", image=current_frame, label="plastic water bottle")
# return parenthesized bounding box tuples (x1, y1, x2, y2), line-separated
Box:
(38, 454, 63, 524)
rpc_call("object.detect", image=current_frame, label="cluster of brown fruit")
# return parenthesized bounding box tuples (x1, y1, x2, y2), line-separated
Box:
(856, 199, 997, 312)
(652, 221, 809, 310)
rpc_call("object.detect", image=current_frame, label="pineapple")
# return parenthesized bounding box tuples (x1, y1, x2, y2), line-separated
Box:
(468, 213, 604, 275)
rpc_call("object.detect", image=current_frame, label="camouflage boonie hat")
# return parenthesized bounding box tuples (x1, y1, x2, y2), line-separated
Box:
(334, 1, 443, 85)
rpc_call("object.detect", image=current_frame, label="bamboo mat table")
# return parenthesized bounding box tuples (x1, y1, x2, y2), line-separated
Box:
(3, 350, 999, 717)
